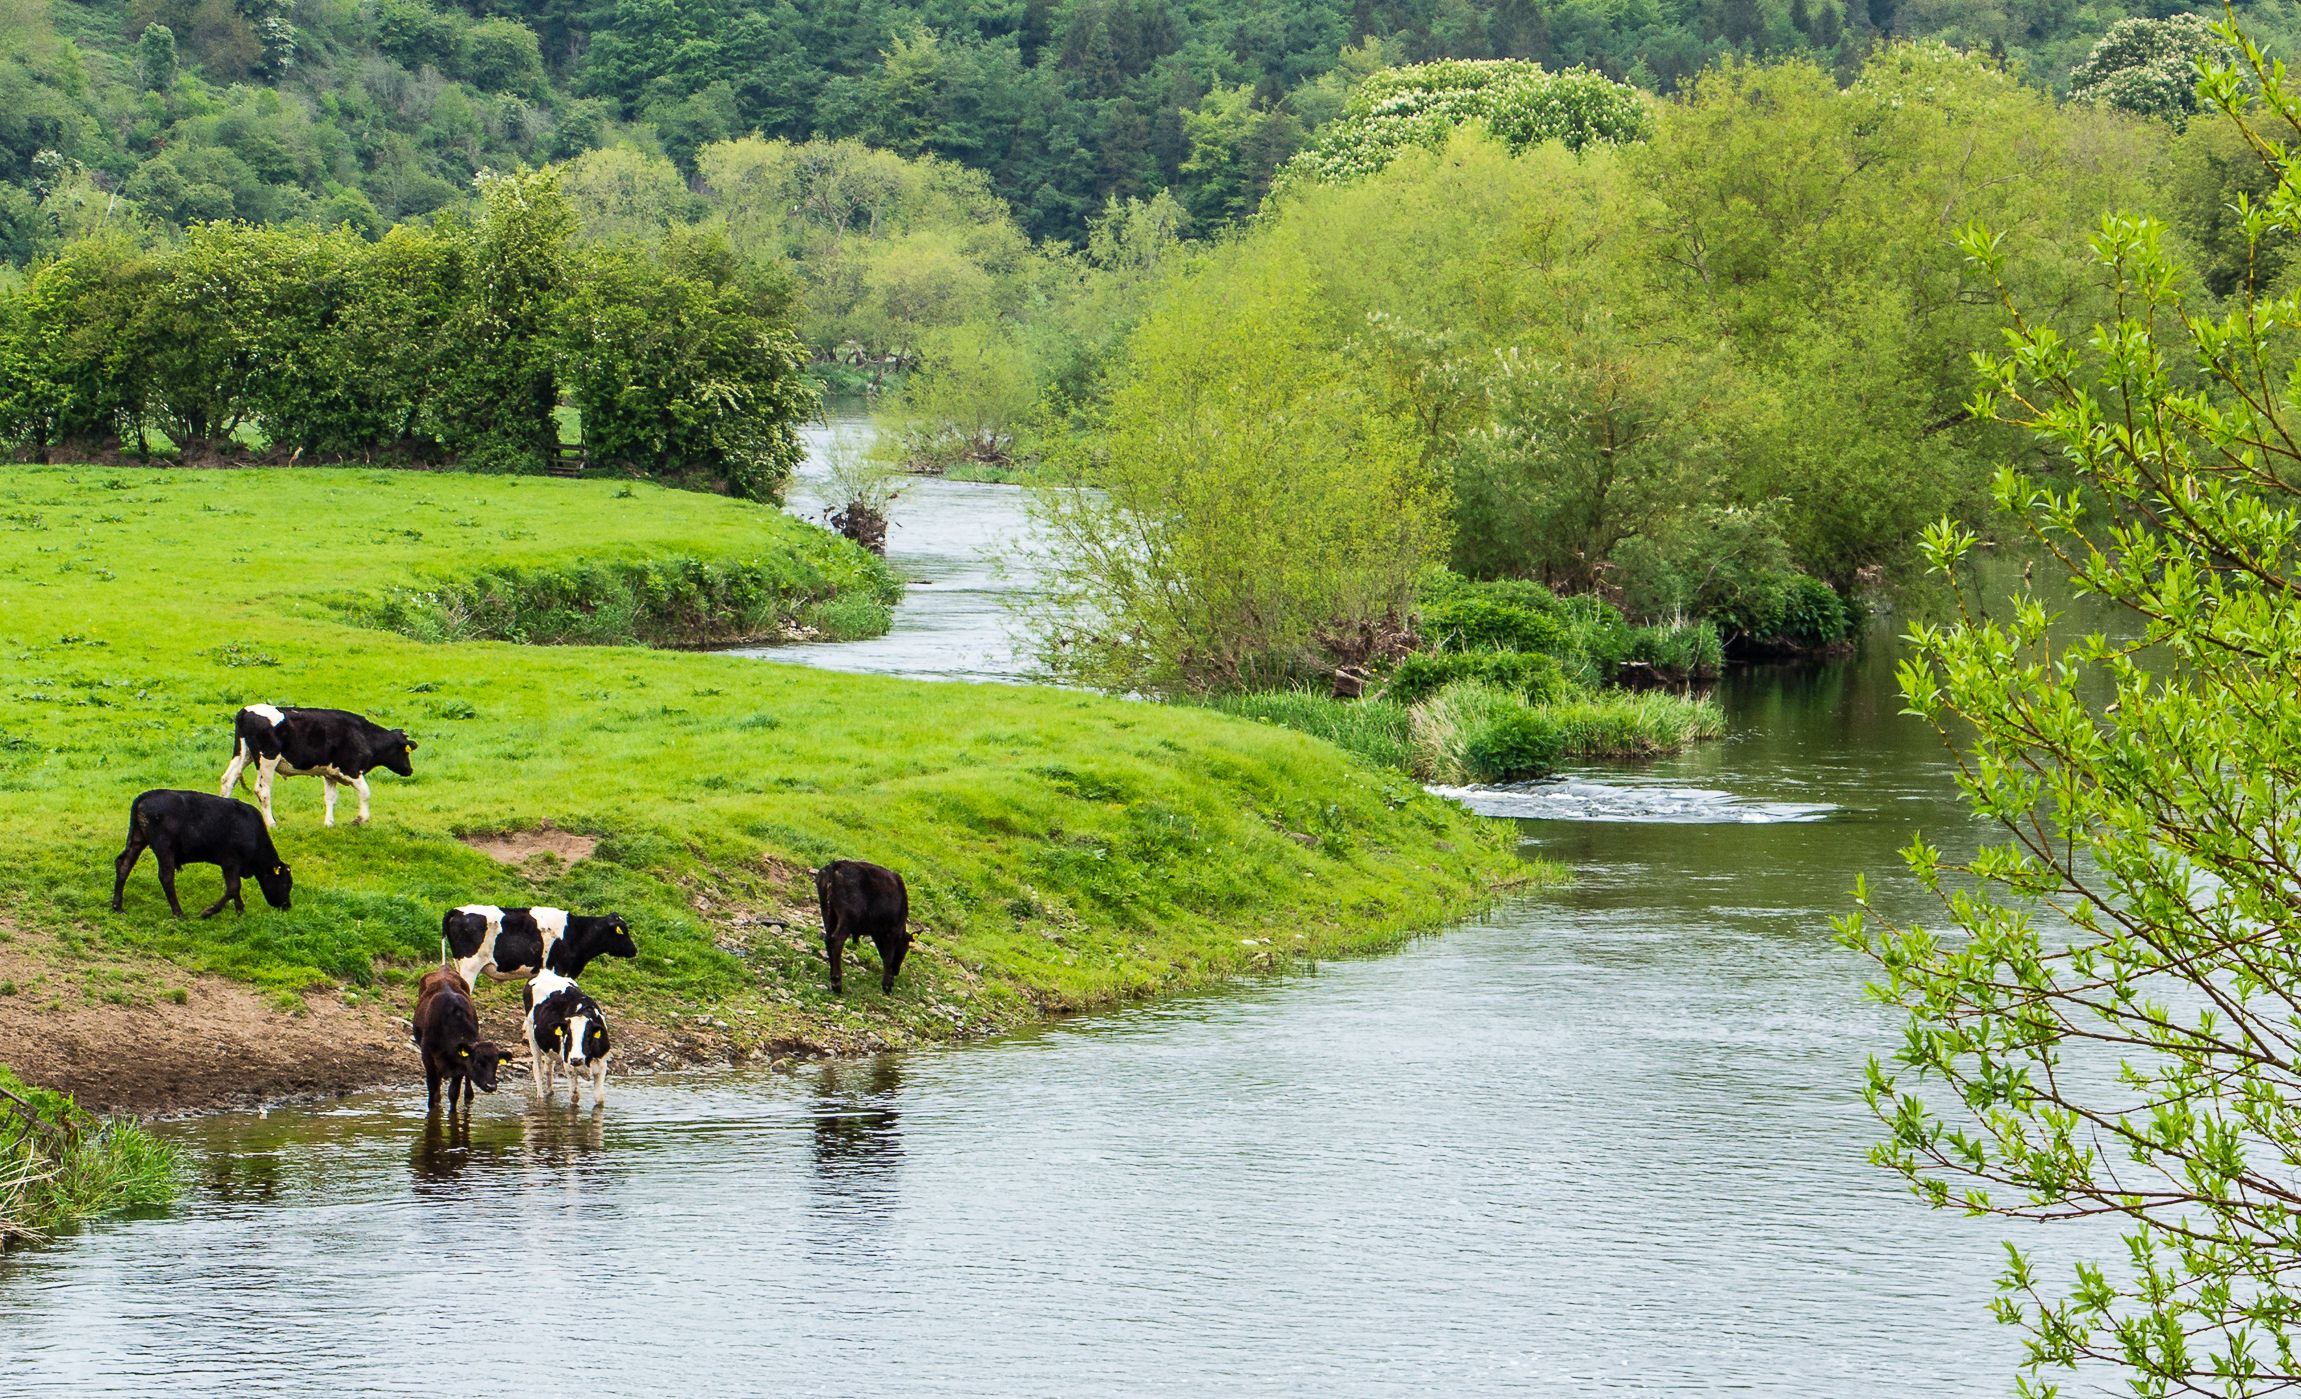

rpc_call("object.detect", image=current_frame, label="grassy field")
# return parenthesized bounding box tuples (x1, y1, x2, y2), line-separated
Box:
(0, 466, 1523, 1076)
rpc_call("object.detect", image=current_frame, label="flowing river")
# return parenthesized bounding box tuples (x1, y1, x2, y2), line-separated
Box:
(0, 428, 2087, 1394)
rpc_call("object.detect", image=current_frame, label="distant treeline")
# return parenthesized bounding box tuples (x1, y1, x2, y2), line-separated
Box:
(0, 168, 813, 499)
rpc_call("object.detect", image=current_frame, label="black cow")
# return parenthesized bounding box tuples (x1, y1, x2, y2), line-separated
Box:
(442, 906, 635, 986)
(815, 859, 910, 995)
(412, 966, 513, 1111)
(111, 789, 293, 918)
(220, 704, 416, 829)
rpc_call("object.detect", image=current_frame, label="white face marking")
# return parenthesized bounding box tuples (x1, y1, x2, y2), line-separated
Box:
(565, 1013, 591, 1066)
(247, 703, 285, 725)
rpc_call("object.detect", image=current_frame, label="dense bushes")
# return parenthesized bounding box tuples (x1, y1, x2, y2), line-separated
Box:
(0, 168, 815, 499)
(1278, 61, 1651, 190)
(1385, 650, 1569, 706)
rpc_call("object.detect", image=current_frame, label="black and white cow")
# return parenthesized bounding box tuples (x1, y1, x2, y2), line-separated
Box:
(111, 789, 293, 918)
(219, 704, 416, 829)
(815, 859, 910, 995)
(523, 969, 611, 1105)
(441, 906, 635, 986)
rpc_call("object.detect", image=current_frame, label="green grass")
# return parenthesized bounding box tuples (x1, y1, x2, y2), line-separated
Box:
(1, 1068, 179, 1250)
(0, 466, 1523, 1064)
(1202, 689, 1415, 772)
(1547, 690, 1727, 758)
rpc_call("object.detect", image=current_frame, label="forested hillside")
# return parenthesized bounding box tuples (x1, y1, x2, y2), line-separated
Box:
(4, 0, 2291, 257)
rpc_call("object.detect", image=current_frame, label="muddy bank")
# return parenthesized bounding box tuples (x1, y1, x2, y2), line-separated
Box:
(0, 931, 852, 1117)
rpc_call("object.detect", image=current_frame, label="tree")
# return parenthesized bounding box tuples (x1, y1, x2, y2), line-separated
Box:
(137, 23, 177, 91)
(1841, 23, 2301, 1395)
(2067, 13, 2229, 126)
(435, 165, 574, 471)
(1031, 266, 1447, 694)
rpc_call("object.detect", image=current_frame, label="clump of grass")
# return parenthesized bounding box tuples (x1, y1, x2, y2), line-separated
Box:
(1548, 690, 1726, 757)
(1204, 688, 1414, 772)
(1622, 621, 1723, 680)
(799, 591, 896, 641)
(1, 1068, 179, 1251)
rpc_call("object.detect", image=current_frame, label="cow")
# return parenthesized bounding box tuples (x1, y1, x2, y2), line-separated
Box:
(412, 966, 513, 1111)
(111, 790, 292, 919)
(441, 906, 635, 986)
(815, 859, 910, 995)
(523, 969, 610, 1105)
(219, 704, 416, 829)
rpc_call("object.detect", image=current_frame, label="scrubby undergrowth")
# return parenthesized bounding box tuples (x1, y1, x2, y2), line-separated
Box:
(0, 466, 1523, 1094)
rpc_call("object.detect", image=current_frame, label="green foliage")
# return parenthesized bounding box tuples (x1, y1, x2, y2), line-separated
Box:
(1279, 60, 1650, 190)
(1622, 621, 1724, 678)
(1, 1067, 179, 1250)
(1382, 649, 1569, 706)
(0, 466, 1517, 1048)
(1718, 570, 1851, 650)
(1842, 26, 2301, 1393)
(556, 229, 815, 501)
(1201, 688, 1415, 773)
(1417, 577, 1573, 654)
(1031, 259, 1448, 695)
(1542, 690, 1725, 756)
(2068, 14, 2230, 125)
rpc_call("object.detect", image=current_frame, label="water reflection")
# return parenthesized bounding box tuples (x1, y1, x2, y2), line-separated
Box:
(809, 1056, 904, 1234)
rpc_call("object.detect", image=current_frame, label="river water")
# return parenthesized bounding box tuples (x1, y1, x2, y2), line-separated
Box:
(0, 432, 2086, 1394)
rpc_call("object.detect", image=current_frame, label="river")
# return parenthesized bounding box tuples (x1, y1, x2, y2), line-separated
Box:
(0, 429, 2087, 1394)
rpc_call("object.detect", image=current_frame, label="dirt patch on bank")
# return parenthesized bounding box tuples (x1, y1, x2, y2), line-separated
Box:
(0, 934, 415, 1115)
(460, 823, 599, 866)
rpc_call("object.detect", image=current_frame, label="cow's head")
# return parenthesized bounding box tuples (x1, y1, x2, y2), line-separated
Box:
(591, 914, 636, 960)
(553, 1010, 609, 1067)
(377, 730, 417, 778)
(457, 1040, 514, 1092)
(256, 861, 293, 910)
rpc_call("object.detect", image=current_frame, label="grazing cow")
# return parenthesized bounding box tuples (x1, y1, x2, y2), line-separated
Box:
(112, 790, 292, 919)
(219, 704, 416, 829)
(815, 859, 910, 995)
(523, 969, 610, 1105)
(441, 906, 635, 985)
(412, 966, 513, 1111)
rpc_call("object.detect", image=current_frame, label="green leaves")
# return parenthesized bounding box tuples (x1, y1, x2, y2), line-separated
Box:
(1852, 27, 2301, 1395)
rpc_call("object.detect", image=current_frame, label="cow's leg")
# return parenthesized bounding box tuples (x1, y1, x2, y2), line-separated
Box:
(592, 1061, 607, 1105)
(219, 741, 248, 797)
(426, 1065, 442, 1112)
(112, 836, 146, 912)
(255, 756, 280, 828)
(824, 930, 846, 995)
(198, 873, 236, 920)
(155, 851, 185, 918)
(352, 774, 372, 825)
(322, 776, 338, 828)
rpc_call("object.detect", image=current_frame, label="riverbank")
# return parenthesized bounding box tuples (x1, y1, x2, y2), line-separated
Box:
(0, 466, 1527, 1116)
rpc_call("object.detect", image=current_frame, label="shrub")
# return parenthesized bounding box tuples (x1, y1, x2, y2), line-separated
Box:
(1461, 705, 1566, 783)
(1382, 648, 1567, 705)
(1410, 681, 1539, 784)
(1623, 621, 1723, 678)
(1418, 588, 1572, 654)
(1720, 571, 1851, 650)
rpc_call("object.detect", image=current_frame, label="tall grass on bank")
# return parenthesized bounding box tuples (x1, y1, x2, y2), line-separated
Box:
(1205, 690, 1415, 772)
(1206, 682, 1725, 786)
(1, 1070, 178, 1251)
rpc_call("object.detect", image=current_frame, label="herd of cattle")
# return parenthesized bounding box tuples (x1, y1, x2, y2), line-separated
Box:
(108, 703, 915, 1112)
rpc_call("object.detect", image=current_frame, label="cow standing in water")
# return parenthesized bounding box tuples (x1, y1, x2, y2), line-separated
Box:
(219, 704, 416, 828)
(815, 860, 911, 995)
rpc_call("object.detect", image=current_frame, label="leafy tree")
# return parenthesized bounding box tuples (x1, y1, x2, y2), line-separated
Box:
(1032, 265, 1447, 694)
(1276, 58, 1649, 190)
(137, 23, 177, 91)
(556, 228, 813, 499)
(2067, 12, 2229, 126)
(435, 164, 575, 470)
(1843, 26, 2301, 1393)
